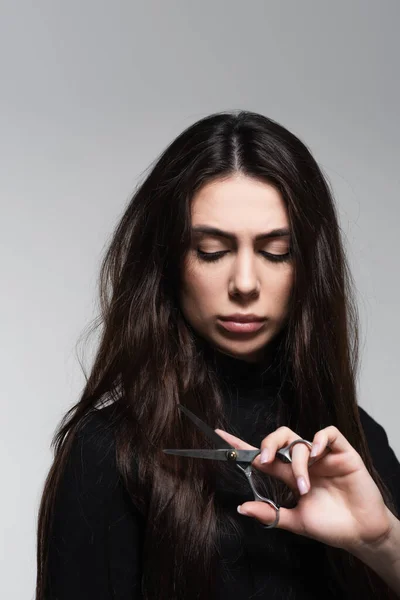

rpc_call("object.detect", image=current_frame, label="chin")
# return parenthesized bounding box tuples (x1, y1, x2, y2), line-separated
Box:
(214, 339, 268, 362)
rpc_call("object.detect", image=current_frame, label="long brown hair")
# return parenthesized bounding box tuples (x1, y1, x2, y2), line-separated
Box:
(36, 110, 399, 599)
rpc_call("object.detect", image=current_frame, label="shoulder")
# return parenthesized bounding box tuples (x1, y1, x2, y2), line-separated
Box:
(357, 405, 400, 512)
(73, 404, 118, 454)
(357, 405, 397, 459)
(62, 404, 121, 496)
(357, 404, 397, 461)
(48, 405, 145, 595)
(358, 405, 388, 436)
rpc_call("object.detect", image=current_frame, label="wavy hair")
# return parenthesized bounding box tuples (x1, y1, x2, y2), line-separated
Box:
(36, 110, 398, 599)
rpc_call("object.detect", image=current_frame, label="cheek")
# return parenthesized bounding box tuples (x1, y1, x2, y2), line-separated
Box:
(180, 266, 224, 325)
(182, 256, 220, 293)
(267, 268, 294, 304)
(185, 269, 220, 301)
(180, 260, 209, 304)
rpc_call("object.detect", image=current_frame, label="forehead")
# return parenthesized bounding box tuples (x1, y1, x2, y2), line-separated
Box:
(190, 175, 288, 231)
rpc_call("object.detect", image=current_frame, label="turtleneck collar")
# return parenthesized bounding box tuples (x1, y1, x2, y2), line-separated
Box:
(207, 333, 285, 395)
(211, 350, 277, 391)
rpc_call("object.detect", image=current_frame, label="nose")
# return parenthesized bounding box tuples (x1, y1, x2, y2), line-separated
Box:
(228, 252, 260, 298)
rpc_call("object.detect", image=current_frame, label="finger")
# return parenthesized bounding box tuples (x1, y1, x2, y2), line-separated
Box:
(237, 501, 305, 536)
(216, 428, 299, 495)
(309, 426, 362, 470)
(257, 426, 313, 493)
(214, 428, 257, 450)
(290, 443, 312, 495)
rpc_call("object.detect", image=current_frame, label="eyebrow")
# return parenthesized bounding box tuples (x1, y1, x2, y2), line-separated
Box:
(191, 225, 291, 241)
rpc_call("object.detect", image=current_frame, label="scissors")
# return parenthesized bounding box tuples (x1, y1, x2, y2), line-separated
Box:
(163, 404, 331, 529)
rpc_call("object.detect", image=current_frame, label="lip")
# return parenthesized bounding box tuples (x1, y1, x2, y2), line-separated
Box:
(217, 319, 265, 333)
(219, 314, 266, 323)
(217, 314, 266, 334)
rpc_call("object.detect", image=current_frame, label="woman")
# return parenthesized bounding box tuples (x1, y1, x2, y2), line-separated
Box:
(36, 110, 400, 599)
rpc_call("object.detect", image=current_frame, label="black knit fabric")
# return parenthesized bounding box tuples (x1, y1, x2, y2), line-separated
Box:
(46, 349, 400, 599)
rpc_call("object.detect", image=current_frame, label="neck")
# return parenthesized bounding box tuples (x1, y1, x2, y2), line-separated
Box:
(213, 328, 284, 365)
(204, 336, 283, 394)
(214, 345, 270, 365)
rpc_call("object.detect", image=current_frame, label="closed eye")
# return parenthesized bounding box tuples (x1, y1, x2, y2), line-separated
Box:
(196, 249, 292, 263)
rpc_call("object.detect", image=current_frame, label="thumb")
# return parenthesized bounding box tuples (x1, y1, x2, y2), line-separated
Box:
(237, 501, 302, 535)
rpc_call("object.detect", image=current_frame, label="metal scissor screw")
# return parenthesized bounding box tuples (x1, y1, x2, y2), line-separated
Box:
(226, 450, 238, 461)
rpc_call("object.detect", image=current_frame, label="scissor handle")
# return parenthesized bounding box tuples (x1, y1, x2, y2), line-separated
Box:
(236, 439, 331, 530)
(276, 439, 312, 463)
(241, 467, 281, 529)
(277, 439, 332, 465)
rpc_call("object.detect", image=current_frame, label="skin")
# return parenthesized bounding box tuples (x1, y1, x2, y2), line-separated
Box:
(177, 175, 399, 588)
(179, 173, 294, 363)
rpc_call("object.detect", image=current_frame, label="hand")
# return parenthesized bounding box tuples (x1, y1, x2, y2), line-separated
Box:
(215, 425, 394, 554)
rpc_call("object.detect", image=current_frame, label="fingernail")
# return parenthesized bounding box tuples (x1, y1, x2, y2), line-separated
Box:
(237, 505, 250, 516)
(310, 443, 320, 458)
(297, 477, 309, 495)
(260, 448, 269, 463)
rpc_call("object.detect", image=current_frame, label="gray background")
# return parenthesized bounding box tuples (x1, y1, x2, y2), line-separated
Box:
(1, 1, 399, 598)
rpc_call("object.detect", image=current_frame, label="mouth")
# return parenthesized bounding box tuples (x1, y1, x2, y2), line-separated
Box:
(218, 314, 266, 323)
(217, 318, 266, 334)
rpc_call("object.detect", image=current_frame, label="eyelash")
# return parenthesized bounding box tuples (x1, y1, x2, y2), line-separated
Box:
(196, 249, 292, 263)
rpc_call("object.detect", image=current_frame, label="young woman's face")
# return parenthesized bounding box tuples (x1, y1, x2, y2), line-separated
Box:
(179, 174, 294, 362)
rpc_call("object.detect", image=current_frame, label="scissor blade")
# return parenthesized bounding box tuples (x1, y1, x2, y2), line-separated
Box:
(163, 448, 260, 462)
(178, 404, 233, 449)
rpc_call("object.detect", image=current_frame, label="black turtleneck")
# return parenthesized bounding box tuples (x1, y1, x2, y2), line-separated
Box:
(210, 344, 283, 399)
(209, 347, 282, 456)
(205, 347, 335, 599)
(46, 347, 400, 599)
